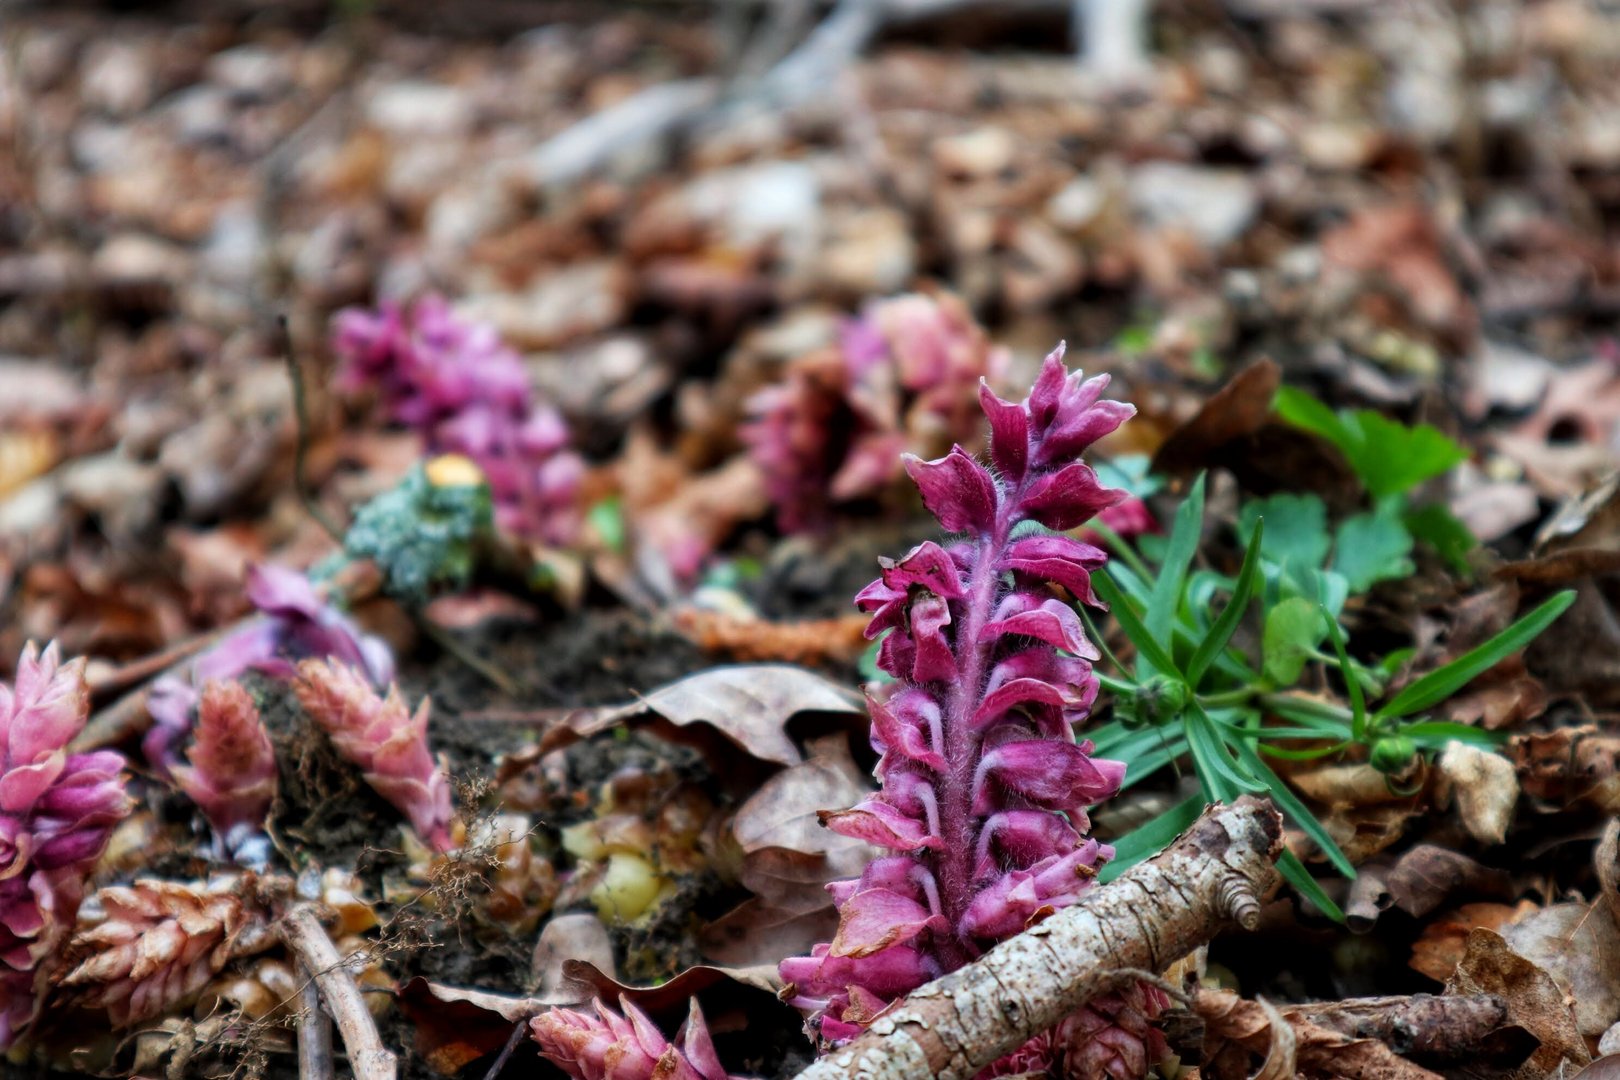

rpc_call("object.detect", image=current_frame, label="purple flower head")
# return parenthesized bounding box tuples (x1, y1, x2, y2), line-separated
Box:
(530, 997, 745, 1080)
(170, 680, 278, 859)
(743, 291, 1008, 533)
(143, 565, 394, 778)
(332, 295, 583, 546)
(780, 346, 1166, 1076)
(0, 643, 130, 1048)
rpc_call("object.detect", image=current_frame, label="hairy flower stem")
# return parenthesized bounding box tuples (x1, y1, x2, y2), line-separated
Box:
(938, 484, 1028, 965)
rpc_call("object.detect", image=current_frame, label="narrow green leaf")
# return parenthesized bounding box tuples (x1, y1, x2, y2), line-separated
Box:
(1188, 519, 1264, 688)
(1228, 736, 1356, 878)
(1376, 591, 1576, 721)
(1321, 605, 1365, 736)
(1117, 732, 1188, 792)
(1094, 571, 1181, 678)
(1187, 706, 1266, 795)
(1098, 795, 1204, 883)
(1147, 474, 1207, 645)
(1277, 849, 1346, 922)
(1257, 741, 1351, 761)
(1082, 609, 1132, 683)
(1399, 720, 1505, 749)
(1262, 698, 1356, 738)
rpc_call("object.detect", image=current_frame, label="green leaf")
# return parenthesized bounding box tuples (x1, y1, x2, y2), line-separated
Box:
(1347, 413, 1468, 500)
(1262, 597, 1327, 686)
(1274, 387, 1467, 500)
(1093, 455, 1164, 500)
(1404, 502, 1477, 574)
(1098, 795, 1204, 883)
(1187, 706, 1266, 796)
(1094, 571, 1181, 679)
(1228, 736, 1356, 878)
(1331, 507, 1416, 592)
(1121, 732, 1189, 791)
(1376, 590, 1577, 720)
(1148, 474, 1206, 645)
(1188, 520, 1264, 687)
(1262, 696, 1356, 738)
(1321, 605, 1366, 739)
(1277, 849, 1346, 921)
(1399, 720, 1504, 750)
(1239, 493, 1330, 573)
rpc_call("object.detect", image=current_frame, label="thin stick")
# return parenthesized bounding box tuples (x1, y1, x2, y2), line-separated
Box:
(481, 1020, 532, 1080)
(298, 966, 335, 1080)
(279, 314, 345, 545)
(790, 796, 1283, 1080)
(279, 905, 396, 1080)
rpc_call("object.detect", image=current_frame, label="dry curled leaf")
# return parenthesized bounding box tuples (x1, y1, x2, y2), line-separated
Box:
(1446, 928, 1590, 1078)
(1346, 846, 1513, 931)
(1438, 742, 1520, 846)
(535, 664, 863, 768)
(1410, 901, 1536, 982)
(672, 607, 871, 665)
(1505, 901, 1620, 1038)
(1194, 987, 1443, 1080)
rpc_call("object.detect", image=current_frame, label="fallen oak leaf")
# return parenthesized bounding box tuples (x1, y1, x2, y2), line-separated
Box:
(1504, 901, 1620, 1039)
(1345, 846, 1513, 932)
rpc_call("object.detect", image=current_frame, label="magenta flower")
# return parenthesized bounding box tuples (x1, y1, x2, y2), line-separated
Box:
(170, 680, 278, 859)
(0, 643, 131, 1048)
(292, 659, 454, 853)
(333, 296, 584, 546)
(530, 997, 744, 1080)
(743, 292, 1007, 533)
(779, 346, 1168, 1076)
(144, 564, 394, 778)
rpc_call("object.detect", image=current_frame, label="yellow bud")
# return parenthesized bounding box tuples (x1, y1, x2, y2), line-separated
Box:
(425, 454, 485, 489)
(591, 852, 663, 923)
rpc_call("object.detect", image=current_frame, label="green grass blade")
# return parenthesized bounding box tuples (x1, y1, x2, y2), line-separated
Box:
(1227, 735, 1356, 878)
(1094, 571, 1181, 678)
(1376, 591, 1575, 721)
(1147, 474, 1206, 645)
(1399, 720, 1505, 749)
(1098, 795, 1204, 883)
(1187, 519, 1263, 688)
(1187, 706, 1266, 795)
(1320, 604, 1366, 739)
(1117, 732, 1188, 792)
(1277, 849, 1345, 921)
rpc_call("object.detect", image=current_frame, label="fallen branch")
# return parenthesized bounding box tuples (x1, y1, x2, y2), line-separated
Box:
(298, 967, 336, 1080)
(1195, 988, 1449, 1080)
(279, 904, 397, 1080)
(789, 795, 1283, 1080)
(1284, 992, 1507, 1057)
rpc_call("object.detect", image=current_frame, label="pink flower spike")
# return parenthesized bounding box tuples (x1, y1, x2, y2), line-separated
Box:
(530, 996, 745, 1080)
(0, 642, 130, 1049)
(171, 681, 277, 859)
(292, 660, 454, 853)
(779, 344, 1163, 1074)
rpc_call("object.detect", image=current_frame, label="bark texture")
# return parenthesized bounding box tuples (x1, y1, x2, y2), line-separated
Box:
(789, 796, 1282, 1080)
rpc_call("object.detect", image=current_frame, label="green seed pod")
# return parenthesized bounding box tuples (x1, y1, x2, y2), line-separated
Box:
(1369, 734, 1417, 774)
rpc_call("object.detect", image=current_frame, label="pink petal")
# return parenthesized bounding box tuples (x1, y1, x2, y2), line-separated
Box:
(903, 447, 998, 534)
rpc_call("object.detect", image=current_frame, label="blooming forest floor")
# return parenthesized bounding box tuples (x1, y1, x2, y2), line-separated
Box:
(6, 1, 1620, 1078)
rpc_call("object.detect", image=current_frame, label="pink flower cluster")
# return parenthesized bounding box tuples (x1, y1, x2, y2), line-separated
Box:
(743, 292, 1008, 533)
(0, 643, 130, 1047)
(292, 659, 454, 853)
(333, 295, 584, 546)
(170, 680, 278, 859)
(779, 347, 1167, 1076)
(531, 997, 743, 1080)
(145, 564, 394, 780)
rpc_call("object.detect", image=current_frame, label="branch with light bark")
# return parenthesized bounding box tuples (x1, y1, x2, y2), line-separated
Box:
(789, 796, 1283, 1080)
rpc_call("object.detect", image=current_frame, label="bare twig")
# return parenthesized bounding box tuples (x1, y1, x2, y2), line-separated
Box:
(280, 905, 396, 1080)
(480, 1020, 532, 1080)
(298, 967, 335, 1080)
(790, 796, 1283, 1080)
(279, 315, 345, 545)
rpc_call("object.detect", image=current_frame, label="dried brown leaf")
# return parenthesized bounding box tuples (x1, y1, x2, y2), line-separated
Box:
(1446, 928, 1590, 1077)
(1505, 902, 1620, 1038)
(536, 664, 862, 768)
